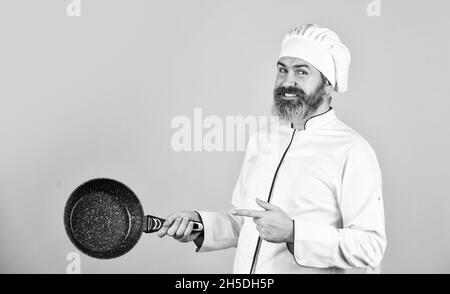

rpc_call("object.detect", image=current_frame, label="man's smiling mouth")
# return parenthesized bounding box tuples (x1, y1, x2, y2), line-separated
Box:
(282, 93, 298, 99)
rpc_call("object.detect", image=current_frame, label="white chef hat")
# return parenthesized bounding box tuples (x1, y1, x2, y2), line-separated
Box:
(279, 24, 351, 93)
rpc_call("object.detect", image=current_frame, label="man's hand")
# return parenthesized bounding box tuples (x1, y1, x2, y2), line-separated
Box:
(231, 198, 294, 243)
(157, 211, 203, 243)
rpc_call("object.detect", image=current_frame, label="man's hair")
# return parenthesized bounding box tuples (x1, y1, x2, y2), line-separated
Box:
(320, 72, 332, 104)
(320, 72, 330, 87)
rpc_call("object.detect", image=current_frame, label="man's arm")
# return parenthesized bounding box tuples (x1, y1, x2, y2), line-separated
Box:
(194, 210, 244, 252)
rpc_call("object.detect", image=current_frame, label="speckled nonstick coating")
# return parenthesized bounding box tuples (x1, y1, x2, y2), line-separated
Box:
(64, 178, 145, 259)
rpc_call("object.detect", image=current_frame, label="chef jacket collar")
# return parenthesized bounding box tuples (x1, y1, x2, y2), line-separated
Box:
(277, 107, 335, 131)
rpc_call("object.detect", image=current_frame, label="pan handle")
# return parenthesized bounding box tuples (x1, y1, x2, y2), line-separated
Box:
(143, 215, 204, 233)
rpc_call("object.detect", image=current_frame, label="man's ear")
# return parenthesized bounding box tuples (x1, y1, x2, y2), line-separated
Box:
(320, 73, 333, 96)
(324, 81, 333, 96)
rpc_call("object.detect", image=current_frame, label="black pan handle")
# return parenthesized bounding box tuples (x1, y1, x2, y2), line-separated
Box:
(143, 215, 204, 233)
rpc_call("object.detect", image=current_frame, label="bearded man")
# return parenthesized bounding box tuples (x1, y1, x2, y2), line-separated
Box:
(158, 24, 386, 274)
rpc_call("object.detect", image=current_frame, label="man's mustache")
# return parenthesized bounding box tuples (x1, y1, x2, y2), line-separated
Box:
(274, 86, 306, 98)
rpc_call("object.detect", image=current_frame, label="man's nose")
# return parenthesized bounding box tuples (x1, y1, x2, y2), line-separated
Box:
(283, 81, 296, 88)
(282, 72, 297, 87)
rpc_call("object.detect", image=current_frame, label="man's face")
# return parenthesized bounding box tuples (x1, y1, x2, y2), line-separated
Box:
(273, 56, 329, 121)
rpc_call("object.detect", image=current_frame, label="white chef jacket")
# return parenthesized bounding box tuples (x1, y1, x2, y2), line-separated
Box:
(196, 108, 386, 274)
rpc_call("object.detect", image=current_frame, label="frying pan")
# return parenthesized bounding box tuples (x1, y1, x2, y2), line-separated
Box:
(64, 178, 203, 259)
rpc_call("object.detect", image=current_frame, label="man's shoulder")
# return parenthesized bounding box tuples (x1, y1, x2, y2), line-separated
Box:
(330, 116, 359, 136)
(330, 117, 378, 154)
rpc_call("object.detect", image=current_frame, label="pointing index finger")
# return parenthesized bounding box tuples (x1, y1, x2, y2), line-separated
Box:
(231, 209, 265, 218)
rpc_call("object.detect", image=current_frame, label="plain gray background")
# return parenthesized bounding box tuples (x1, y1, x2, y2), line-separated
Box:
(0, 0, 449, 273)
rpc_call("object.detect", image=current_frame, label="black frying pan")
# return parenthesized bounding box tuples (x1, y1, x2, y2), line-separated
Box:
(64, 178, 203, 259)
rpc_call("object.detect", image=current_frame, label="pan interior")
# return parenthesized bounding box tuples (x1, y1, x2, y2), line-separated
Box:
(70, 191, 131, 253)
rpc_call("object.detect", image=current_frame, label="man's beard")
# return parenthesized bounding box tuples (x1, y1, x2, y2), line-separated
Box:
(272, 79, 327, 122)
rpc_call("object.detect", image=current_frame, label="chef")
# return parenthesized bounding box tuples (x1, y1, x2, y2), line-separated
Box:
(157, 24, 386, 274)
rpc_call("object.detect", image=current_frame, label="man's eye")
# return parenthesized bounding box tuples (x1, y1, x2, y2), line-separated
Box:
(279, 68, 287, 73)
(296, 70, 307, 75)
